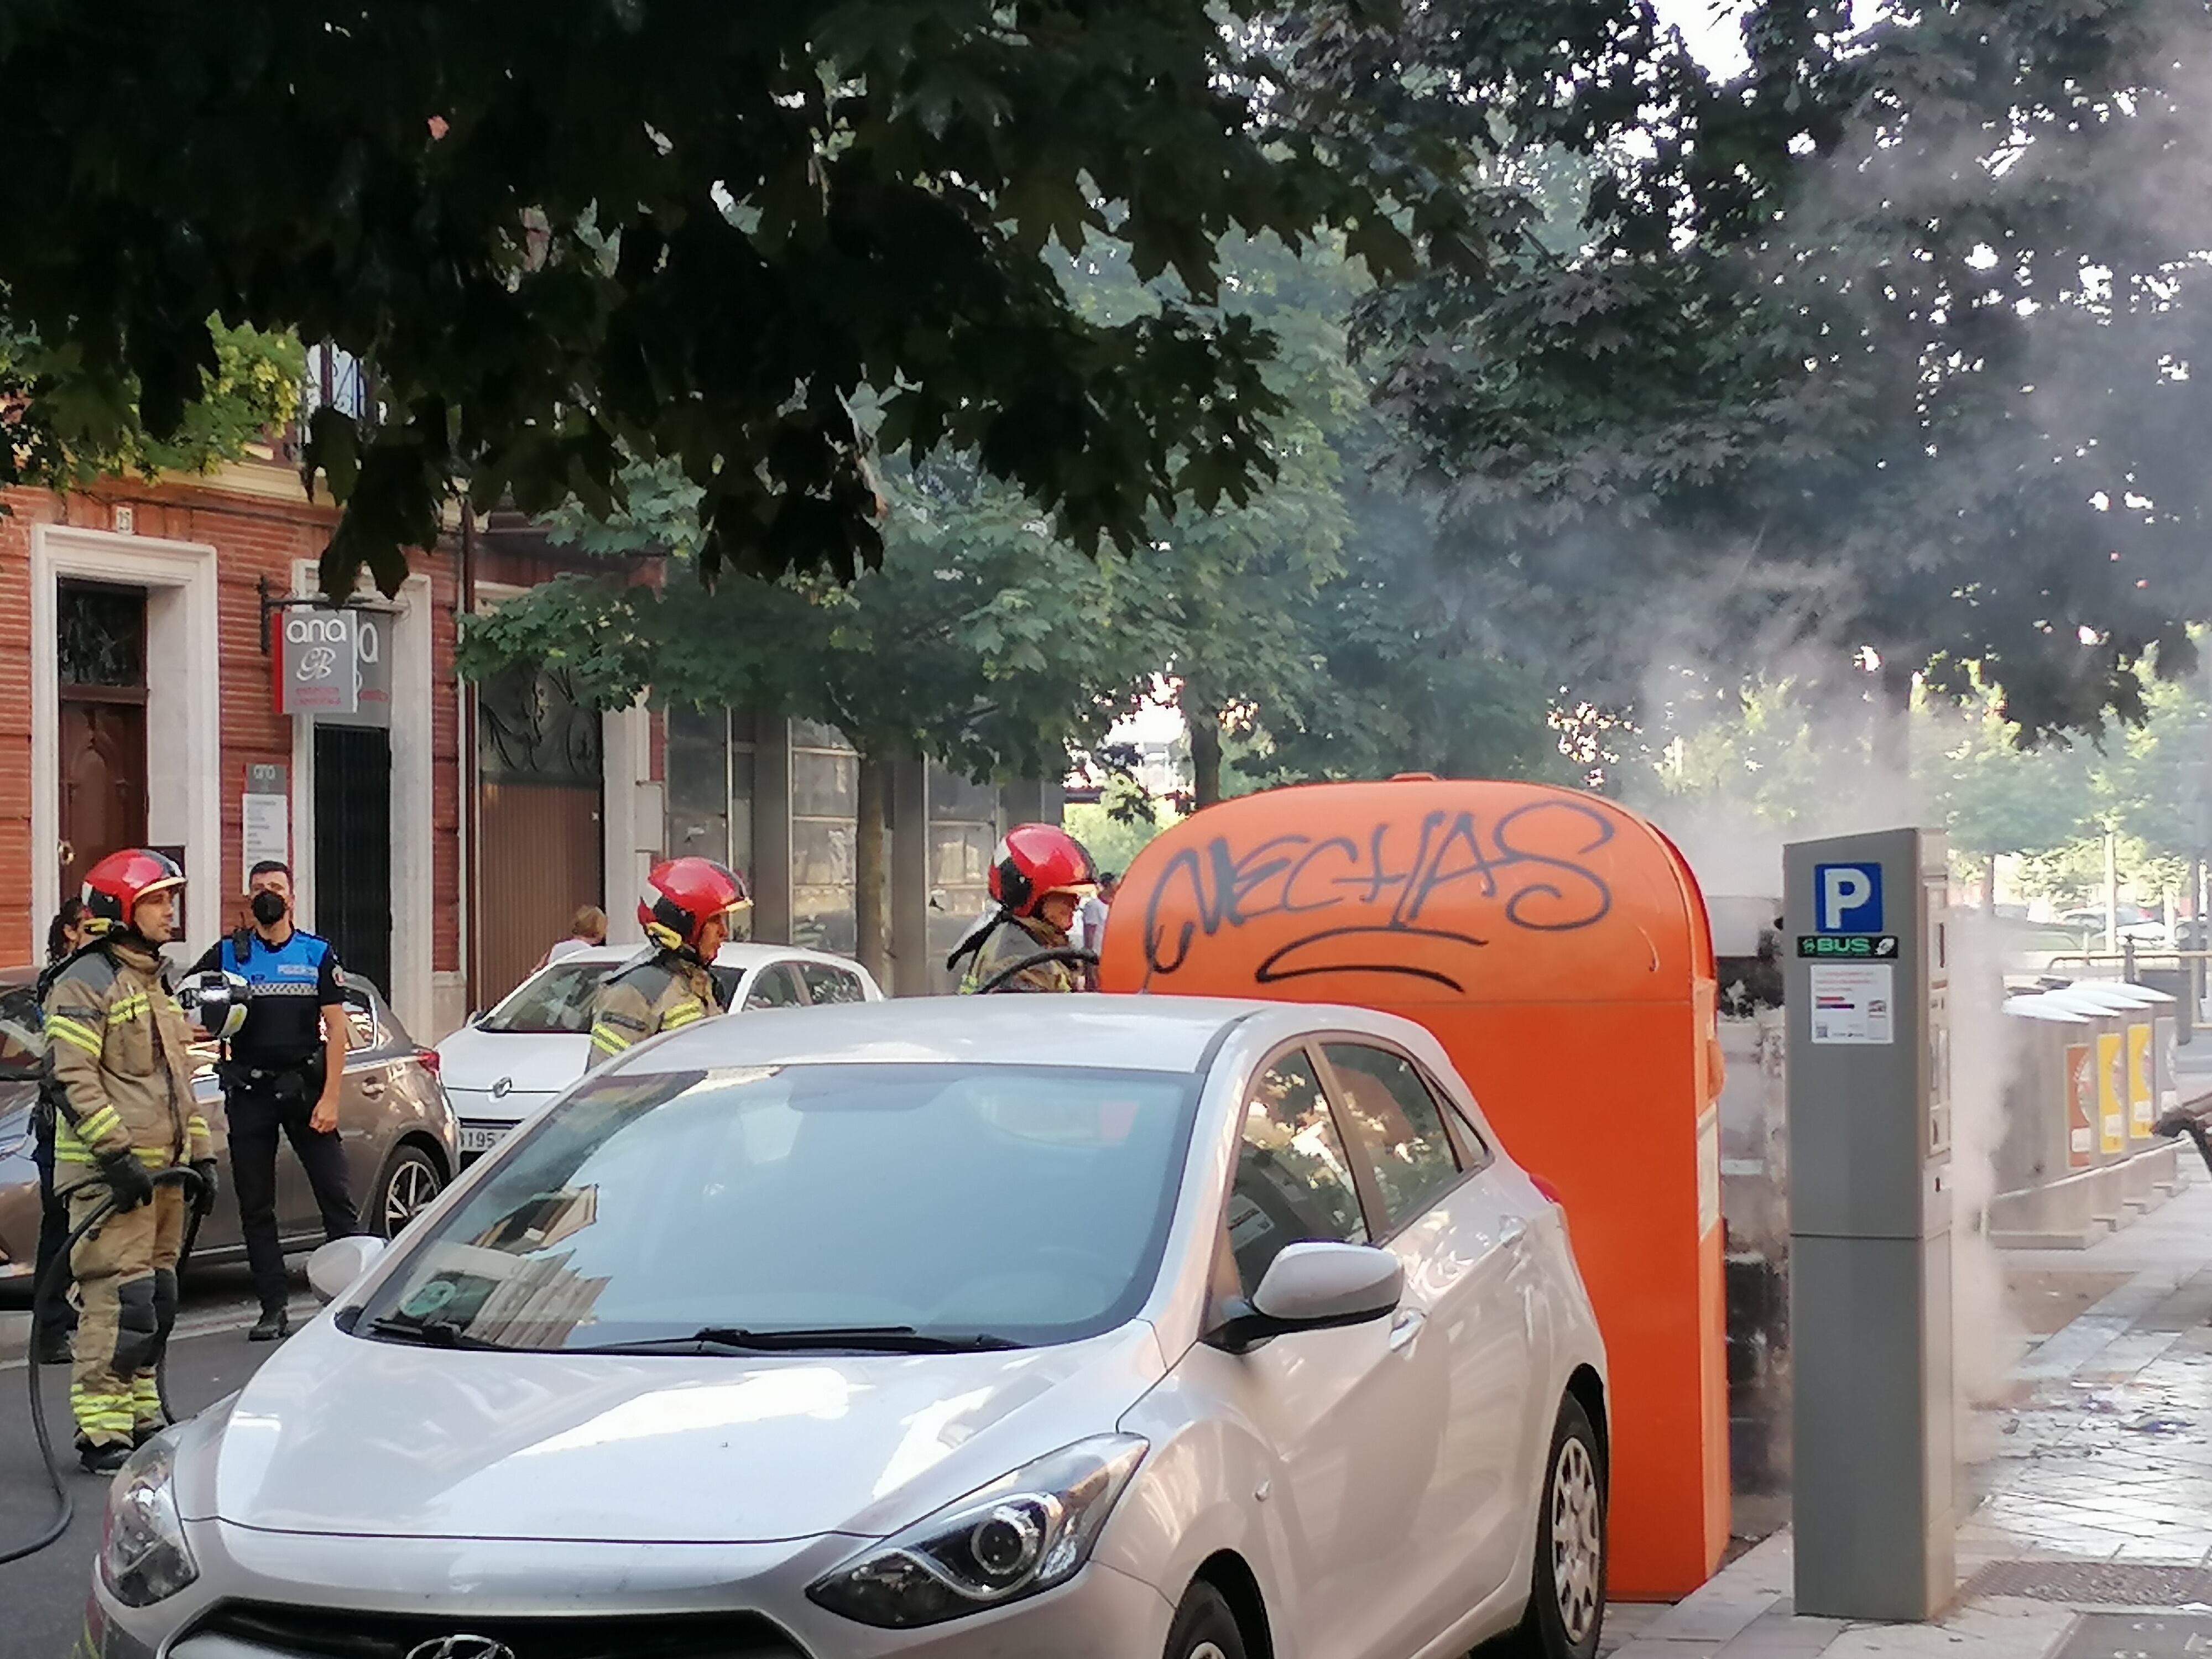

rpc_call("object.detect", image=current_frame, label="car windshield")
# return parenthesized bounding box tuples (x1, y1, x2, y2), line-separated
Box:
(354, 1062, 1199, 1352)
(479, 962, 618, 1034)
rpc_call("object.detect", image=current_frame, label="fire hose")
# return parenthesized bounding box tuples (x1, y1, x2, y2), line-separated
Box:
(2156, 1110, 2212, 1176)
(0, 1163, 208, 1567)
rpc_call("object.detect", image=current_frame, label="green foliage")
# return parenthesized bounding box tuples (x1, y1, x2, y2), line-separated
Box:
(461, 457, 1146, 780)
(1359, 0, 2212, 743)
(1, 313, 301, 484)
(1063, 797, 1180, 876)
(0, 0, 1590, 597)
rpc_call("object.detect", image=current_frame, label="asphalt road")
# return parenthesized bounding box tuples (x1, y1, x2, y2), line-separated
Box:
(0, 1261, 311, 1659)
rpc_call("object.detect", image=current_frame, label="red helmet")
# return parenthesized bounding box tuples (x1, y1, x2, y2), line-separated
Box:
(81, 848, 186, 935)
(989, 824, 1098, 919)
(639, 857, 751, 952)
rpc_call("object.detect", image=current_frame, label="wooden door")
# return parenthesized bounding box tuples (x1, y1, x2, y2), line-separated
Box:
(59, 701, 149, 899)
(474, 665, 604, 1009)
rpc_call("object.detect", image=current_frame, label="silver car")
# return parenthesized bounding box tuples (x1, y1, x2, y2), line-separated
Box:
(80, 998, 1608, 1659)
(0, 976, 457, 1296)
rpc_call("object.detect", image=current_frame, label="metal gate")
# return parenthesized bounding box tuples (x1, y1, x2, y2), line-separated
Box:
(313, 724, 393, 997)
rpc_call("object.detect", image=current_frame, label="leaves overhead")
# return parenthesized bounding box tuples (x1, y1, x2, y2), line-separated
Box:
(1358, 0, 2212, 743)
(0, 0, 1591, 598)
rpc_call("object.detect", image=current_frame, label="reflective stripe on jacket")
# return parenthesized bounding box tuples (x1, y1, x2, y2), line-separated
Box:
(44, 938, 212, 1188)
(587, 952, 720, 1067)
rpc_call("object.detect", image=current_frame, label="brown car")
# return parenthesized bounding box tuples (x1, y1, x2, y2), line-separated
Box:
(0, 972, 457, 1301)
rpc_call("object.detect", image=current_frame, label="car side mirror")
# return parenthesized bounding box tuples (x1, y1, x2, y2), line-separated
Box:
(307, 1235, 388, 1305)
(1204, 1241, 1404, 1355)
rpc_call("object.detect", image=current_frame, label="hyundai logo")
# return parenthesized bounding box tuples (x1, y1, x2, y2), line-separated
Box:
(491, 1077, 513, 1098)
(405, 1637, 517, 1659)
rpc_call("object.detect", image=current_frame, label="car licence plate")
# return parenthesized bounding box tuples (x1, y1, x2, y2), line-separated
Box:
(458, 1123, 510, 1154)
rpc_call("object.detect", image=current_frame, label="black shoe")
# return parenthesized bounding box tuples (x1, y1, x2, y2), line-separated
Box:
(248, 1307, 289, 1343)
(34, 1334, 74, 1366)
(77, 1441, 132, 1475)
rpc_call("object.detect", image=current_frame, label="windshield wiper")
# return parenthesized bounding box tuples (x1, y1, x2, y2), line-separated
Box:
(571, 1325, 1027, 1355)
(363, 1315, 507, 1350)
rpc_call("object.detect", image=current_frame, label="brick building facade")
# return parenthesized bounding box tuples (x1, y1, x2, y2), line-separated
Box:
(0, 462, 466, 1041)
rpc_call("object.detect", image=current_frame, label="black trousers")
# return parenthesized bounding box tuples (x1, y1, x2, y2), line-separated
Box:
(31, 1144, 78, 1344)
(227, 1084, 361, 1311)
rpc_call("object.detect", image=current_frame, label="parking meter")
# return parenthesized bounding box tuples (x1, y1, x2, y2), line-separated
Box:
(1784, 828, 1954, 1621)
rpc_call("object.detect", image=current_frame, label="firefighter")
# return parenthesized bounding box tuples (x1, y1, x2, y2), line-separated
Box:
(44, 848, 217, 1472)
(949, 824, 1099, 993)
(587, 858, 750, 1067)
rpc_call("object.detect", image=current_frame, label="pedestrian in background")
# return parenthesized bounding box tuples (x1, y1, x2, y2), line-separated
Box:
(536, 905, 608, 971)
(1072, 870, 1119, 955)
(189, 860, 357, 1343)
(29, 897, 91, 1365)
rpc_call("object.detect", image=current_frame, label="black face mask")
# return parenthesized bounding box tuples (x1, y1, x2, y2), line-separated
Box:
(251, 890, 289, 927)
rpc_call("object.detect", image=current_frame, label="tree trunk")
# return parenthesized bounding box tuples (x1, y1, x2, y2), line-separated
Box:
(1984, 851, 1999, 911)
(854, 752, 889, 984)
(1870, 659, 1916, 797)
(1188, 716, 1224, 811)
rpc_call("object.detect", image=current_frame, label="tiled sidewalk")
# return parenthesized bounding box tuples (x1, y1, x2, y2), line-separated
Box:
(1595, 1176, 2212, 1659)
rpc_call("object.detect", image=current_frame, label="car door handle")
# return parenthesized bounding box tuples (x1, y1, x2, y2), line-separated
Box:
(1389, 1309, 1427, 1353)
(1500, 1216, 1528, 1246)
(357, 1077, 388, 1098)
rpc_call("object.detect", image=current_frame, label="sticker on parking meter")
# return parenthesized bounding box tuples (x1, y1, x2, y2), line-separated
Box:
(1808, 963, 1894, 1045)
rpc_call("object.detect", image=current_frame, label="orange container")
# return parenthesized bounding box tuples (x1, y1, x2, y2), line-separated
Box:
(1098, 776, 1728, 1599)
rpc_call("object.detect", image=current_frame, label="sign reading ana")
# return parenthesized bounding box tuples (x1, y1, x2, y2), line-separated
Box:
(278, 608, 358, 716)
(1813, 862, 1885, 934)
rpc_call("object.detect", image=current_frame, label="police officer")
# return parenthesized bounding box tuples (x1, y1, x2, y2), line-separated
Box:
(44, 849, 217, 1471)
(188, 860, 357, 1342)
(587, 858, 749, 1067)
(947, 824, 1099, 994)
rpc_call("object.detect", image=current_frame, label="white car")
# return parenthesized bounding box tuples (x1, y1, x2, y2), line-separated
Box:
(436, 942, 883, 1158)
(88, 998, 1608, 1659)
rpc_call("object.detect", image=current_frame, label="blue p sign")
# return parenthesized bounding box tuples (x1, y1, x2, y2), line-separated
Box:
(1815, 863, 1884, 933)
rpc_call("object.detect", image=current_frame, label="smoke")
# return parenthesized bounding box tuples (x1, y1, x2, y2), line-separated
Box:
(1631, 661, 2028, 1512)
(1945, 907, 2030, 1468)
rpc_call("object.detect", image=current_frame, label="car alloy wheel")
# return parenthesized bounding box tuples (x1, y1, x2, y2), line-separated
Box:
(1506, 1394, 1606, 1659)
(1550, 1435, 1604, 1645)
(377, 1147, 445, 1238)
(1163, 1582, 1247, 1659)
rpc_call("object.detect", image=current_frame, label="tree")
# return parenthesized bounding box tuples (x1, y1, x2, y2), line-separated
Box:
(1358, 0, 2212, 743)
(2, 315, 302, 484)
(0, 0, 1557, 599)
(461, 458, 1151, 974)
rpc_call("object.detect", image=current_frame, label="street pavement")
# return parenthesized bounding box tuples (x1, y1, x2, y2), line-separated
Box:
(1602, 1166, 2212, 1659)
(0, 1261, 311, 1657)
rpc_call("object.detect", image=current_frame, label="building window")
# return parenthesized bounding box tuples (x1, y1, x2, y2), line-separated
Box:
(665, 707, 756, 941)
(57, 582, 147, 690)
(928, 764, 1000, 987)
(790, 719, 857, 955)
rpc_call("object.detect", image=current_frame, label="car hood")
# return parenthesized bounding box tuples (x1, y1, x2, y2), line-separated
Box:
(197, 1317, 1168, 1543)
(434, 1026, 591, 1097)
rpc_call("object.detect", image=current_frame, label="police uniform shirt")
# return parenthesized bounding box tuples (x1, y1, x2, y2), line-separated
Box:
(191, 930, 344, 1066)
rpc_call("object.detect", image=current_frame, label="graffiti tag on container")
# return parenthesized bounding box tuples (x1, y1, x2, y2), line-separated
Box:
(1141, 801, 1614, 992)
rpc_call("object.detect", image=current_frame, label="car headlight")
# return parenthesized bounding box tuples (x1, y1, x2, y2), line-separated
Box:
(807, 1433, 1146, 1629)
(98, 1432, 198, 1607)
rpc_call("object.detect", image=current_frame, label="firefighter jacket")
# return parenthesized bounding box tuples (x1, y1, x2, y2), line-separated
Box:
(587, 951, 722, 1067)
(44, 937, 213, 1192)
(960, 912, 1079, 994)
